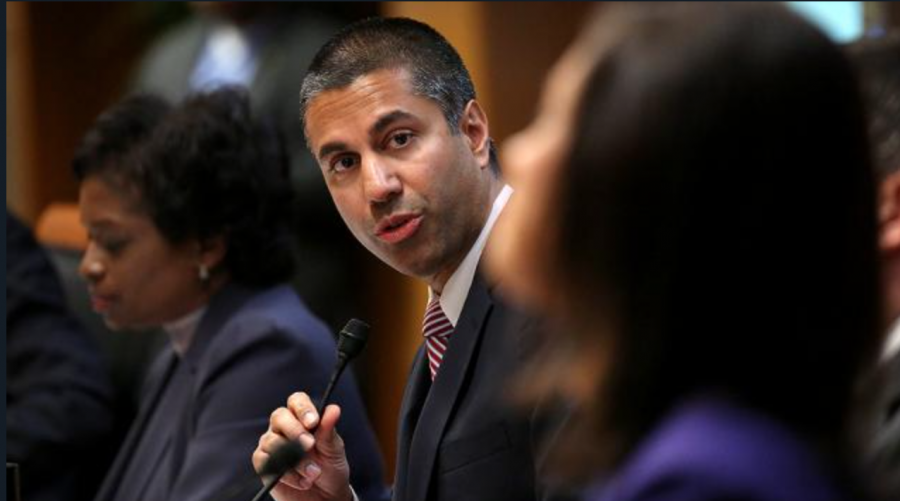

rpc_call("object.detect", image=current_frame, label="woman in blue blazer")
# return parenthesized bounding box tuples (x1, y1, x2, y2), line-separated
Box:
(74, 88, 387, 501)
(489, 3, 880, 501)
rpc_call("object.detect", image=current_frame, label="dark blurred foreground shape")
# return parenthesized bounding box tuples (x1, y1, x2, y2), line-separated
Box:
(6, 208, 118, 501)
(847, 31, 900, 500)
(487, 3, 892, 500)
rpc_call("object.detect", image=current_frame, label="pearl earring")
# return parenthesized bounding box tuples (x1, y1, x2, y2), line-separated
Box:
(198, 264, 210, 283)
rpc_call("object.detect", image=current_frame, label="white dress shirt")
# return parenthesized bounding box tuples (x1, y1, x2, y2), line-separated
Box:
(163, 305, 207, 357)
(428, 184, 513, 325)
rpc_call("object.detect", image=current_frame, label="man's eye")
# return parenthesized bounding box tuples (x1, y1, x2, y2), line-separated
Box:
(331, 156, 358, 172)
(390, 132, 413, 148)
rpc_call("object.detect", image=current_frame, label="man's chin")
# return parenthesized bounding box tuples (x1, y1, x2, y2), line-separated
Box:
(382, 255, 440, 282)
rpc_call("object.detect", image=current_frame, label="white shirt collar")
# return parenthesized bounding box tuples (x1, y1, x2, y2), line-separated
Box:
(428, 184, 513, 326)
(884, 316, 900, 362)
(163, 306, 208, 357)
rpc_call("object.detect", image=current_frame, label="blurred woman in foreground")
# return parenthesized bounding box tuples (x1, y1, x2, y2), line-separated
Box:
(75, 88, 385, 501)
(489, 3, 881, 500)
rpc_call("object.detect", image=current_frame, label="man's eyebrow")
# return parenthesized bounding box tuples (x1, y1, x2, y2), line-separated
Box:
(318, 141, 349, 161)
(370, 110, 415, 137)
(316, 110, 415, 160)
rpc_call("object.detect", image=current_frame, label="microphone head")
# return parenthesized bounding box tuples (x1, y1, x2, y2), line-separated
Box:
(260, 440, 305, 477)
(337, 318, 370, 361)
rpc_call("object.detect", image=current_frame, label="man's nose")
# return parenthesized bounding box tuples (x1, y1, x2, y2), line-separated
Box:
(363, 157, 402, 204)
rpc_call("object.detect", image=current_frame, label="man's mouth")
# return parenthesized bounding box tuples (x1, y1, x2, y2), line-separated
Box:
(375, 214, 423, 244)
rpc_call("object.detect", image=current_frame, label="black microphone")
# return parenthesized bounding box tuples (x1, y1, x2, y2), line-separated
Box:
(259, 440, 306, 477)
(250, 441, 305, 501)
(316, 318, 370, 411)
(249, 319, 370, 501)
(210, 438, 305, 501)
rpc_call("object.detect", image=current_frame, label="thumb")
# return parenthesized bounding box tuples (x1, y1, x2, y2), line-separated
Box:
(314, 404, 345, 459)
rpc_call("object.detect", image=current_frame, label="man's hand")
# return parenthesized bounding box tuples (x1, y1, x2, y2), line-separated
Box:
(253, 392, 353, 501)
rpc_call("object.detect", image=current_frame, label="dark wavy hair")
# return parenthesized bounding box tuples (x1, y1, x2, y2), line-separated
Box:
(533, 2, 881, 480)
(73, 87, 297, 287)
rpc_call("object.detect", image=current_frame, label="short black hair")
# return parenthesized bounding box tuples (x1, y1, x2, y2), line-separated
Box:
(299, 16, 498, 170)
(73, 87, 297, 288)
(847, 33, 900, 178)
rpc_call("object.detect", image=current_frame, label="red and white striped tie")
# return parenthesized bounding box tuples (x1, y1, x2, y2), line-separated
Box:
(422, 297, 453, 380)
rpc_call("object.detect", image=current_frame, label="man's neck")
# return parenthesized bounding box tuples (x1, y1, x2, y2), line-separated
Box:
(427, 234, 477, 295)
(427, 177, 504, 294)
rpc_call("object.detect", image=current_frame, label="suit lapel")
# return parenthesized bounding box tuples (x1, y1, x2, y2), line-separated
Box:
(394, 347, 430, 501)
(93, 347, 177, 501)
(405, 276, 493, 501)
(154, 284, 257, 487)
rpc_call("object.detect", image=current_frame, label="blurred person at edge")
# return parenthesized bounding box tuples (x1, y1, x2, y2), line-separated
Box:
(76, 87, 387, 501)
(488, 3, 881, 501)
(7, 209, 116, 501)
(848, 33, 900, 499)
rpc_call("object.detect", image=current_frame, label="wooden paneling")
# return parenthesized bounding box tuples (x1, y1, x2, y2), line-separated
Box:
(7, 2, 39, 222)
(6, 2, 155, 223)
(484, 2, 593, 142)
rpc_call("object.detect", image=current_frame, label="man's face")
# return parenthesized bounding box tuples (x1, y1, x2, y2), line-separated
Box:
(305, 68, 495, 288)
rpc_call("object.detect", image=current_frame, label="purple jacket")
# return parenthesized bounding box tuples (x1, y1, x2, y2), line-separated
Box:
(584, 396, 852, 501)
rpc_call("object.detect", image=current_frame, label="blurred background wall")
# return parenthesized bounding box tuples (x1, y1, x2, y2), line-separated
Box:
(7, 0, 898, 481)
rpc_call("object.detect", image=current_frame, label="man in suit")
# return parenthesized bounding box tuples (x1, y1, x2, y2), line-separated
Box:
(849, 33, 900, 497)
(253, 17, 568, 501)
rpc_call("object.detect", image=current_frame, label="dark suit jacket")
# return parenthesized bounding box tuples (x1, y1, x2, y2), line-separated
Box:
(583, 396, 853, 501)
(92, 284, 387, 501)
(392, 272, 569, 501)
(6, 210, 116, 501)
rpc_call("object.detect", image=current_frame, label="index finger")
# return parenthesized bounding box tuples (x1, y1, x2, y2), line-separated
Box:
(287, 391, 320, 429)
(269, 407, 314, 449)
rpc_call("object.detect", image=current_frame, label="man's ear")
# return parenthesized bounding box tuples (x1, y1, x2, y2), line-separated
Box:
(459, 100, 491, 170)
(880, 171, 900, 252)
